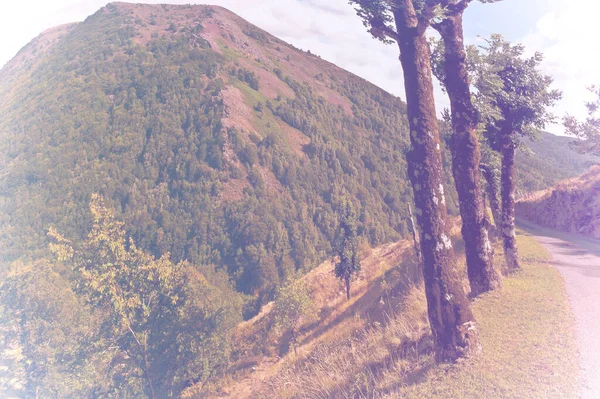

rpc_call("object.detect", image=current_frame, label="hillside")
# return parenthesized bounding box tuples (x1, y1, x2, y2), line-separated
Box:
(188, 228, 579, 398)
(517, 165, 600, 238)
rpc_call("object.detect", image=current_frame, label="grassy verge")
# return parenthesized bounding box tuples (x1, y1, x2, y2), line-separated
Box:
(255, 231, 580, 398)
(400, 231, 580, 399)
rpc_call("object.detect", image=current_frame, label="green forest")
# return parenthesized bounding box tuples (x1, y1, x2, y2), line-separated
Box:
(0, 3, 597, 397)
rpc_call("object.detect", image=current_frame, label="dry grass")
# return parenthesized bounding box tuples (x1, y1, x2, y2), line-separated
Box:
(245, 231, 580, 399)
(260, 285, 430, 398)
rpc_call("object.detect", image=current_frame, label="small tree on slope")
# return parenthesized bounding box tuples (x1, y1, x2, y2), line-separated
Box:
(273, 280, 315, 356)
(335, 199, 361, 300)
(348, 0, 479, 361)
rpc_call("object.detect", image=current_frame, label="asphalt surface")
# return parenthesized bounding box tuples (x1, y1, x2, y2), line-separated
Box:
(518, 219, 600, 399)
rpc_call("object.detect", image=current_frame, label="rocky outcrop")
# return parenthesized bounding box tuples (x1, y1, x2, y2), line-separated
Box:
(517, 165, 600, 238)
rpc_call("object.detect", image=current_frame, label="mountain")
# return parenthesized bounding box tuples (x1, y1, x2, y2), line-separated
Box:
(0, 2, 415, 296)
(0, 2, 595, 294)
(1, 1, 596, 296)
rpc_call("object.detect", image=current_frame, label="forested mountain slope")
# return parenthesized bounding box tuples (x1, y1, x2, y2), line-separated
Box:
(0, 3, 415, 297)
(0, 3, 591, 297)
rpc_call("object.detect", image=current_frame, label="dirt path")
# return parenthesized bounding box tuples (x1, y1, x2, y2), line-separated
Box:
(518, 219, 600, 399)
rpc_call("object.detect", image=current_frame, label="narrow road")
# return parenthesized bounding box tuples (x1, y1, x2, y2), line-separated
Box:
(517, 219, 600, 399)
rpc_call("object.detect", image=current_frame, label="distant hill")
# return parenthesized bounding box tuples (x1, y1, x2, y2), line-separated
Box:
(0, 2, 593, 295)
(516, 132, 600, 194)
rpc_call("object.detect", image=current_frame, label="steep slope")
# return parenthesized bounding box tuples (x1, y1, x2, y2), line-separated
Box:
(517, 165, 600, 238)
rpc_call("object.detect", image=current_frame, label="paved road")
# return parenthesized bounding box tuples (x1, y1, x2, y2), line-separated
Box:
(518, 219, 600, 399)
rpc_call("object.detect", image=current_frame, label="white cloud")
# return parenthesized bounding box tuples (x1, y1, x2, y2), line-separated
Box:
(521, 0, 600, 133)
(0, 0, 109, 68)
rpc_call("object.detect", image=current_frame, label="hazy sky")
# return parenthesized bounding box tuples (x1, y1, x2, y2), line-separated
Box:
(1, 0, 598, 134)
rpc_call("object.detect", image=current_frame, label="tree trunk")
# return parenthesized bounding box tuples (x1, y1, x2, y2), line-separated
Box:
(392, 1, 480, 362)
(408, 203, 422, 263)
(481, 164, 502, 237)
(143, 352, 156, 399)
(500, 134, 521, 272)
(435, 14, 500, 297)
(345, 277, 351, 301)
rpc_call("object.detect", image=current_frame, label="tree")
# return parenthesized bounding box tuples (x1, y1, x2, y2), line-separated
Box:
(474, 35, 561, 271)
(429, 0, 502, 296)
(349, 0, 479, 361)
(564, 86, 600, 155)
(48, 194, 242, 397)
(272, 280, 315, 355)
(334, 200, 361, 300)
(0, 260, 107, 398)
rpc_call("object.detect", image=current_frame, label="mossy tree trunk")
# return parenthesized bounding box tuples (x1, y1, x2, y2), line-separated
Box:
(392, 0, 480, 362)
(500, 132, 521, 272)
(435, 13, 500, 297)
(408, 203, 422, 263)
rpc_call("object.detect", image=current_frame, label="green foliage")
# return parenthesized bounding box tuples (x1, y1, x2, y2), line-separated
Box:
(472, 34, 561, 148)
(0, 260, 108, 398)
(432, 35, 591, 193)
(230, 66, 260, 90)
(242, 25, 269, 43)
(273, 280, 314, 332)
(349, 1, 503, 44)
(273, 279, 315, 353)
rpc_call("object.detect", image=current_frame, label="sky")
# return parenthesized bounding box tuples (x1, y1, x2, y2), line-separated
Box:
(1, 0, 599, 134)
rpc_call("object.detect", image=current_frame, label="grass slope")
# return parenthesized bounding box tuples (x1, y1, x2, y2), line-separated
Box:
(402, 232, 580, 399)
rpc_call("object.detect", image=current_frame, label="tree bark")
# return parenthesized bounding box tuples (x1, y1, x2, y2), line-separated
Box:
(408, 203, 422, 263)
(435, 14, 500, 297)
(392, 0, 480, 362)
(500, 133, 521, 272)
